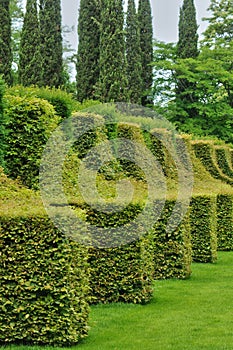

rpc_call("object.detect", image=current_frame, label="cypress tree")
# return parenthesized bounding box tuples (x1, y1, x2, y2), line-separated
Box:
(177, 0, 199, 58)
(39, 0, 63, 87)
(0, 0, 12, 85)
(18, 0, 42, 86)
(176, 0, 199, 120)
(0, 78, 5, 168)
(138, 0, 153, 106)
(126, 0, 142, 104)
(96, 0, 128, 102)
(76, 0, 101, 102)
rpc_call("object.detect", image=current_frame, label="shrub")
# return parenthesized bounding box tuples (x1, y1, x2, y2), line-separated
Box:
(0, 214, 89, 346)
(190, 195, 217, 263)
(152, 200, 192, 280)
(6, 85, 75, 120)
(216, 193, 233, 251)
(86, 203, 154, 304)
(4, 95, 60, 188)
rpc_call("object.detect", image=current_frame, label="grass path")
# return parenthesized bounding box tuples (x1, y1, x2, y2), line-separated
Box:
(3, 252, 233, 350)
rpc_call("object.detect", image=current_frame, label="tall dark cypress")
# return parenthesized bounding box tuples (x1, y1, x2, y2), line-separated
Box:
(138, 0, 153, 106)
(126, 0, 142, 104)
(176, 0, 199, 119)
(0, 0, 12, 85)
(96, 0, 128, 102)
(39, 0, 63, 87)
(76, 0, 100, 102)
(0, 78, 5, 169)
(18, 0, 42, 86)
(177, 0, 198, 58)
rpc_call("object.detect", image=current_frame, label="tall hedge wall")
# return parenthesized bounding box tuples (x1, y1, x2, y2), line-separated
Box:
(86, 203, 154, 304)
(216, 194, 233, 251)
(0, 215, 89, 346)
(190, 195, 217, 263)
(152, 200, 192, 280)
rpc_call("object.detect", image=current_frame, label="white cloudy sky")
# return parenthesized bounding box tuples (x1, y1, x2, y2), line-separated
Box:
(60, 0, 211, 49)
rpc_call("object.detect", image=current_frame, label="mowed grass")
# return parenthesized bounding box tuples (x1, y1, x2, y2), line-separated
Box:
(3, 252, 233, 350)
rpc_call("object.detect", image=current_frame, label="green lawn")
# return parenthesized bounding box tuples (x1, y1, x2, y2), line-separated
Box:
(3, 252, 233, 350)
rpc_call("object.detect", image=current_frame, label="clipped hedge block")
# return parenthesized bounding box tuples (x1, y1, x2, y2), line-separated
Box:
(190, 195, 217, 263)
(0, 216, 89, 346)
(215, 147, 233, 179)
(4, 95, 60, 189)
(192, 141, 233, 186)
(216, 194, 233, 251)
(152, 200, 192, 280)
(86, 203, 154, 304)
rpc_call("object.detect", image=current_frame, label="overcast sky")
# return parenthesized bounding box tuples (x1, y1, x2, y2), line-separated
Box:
(61, 0, 211, 49)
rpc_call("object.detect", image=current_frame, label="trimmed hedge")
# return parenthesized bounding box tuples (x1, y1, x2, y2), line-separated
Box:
(152, 200, 192, 280)
(216, 194, 233, 251)
(6, 85, 75, 120)
(190, 195, 217, 263)
(215, 146, 233, 179)
(4, 95, 60, 189)
(86, 203, 154, 304)
(0, 215, 89, 346)
(192, 141, 233, 186)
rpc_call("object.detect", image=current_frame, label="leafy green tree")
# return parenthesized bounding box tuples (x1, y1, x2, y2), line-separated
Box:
(0, 78, 6, 168)
(176, 0, 199, 120)
(125, 0, 142, 104)
(202, 0, 233, 47)
(76, 0, 100, 102)
(138, 0, 153, 105)
(95, 0, 128, 102)
(39, 0, 63, 87)
(0, 0, 12, 85)
(18, 0, 42, 86)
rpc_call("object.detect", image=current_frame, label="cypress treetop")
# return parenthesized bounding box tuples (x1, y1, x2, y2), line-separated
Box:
(0, 0, 12, 85)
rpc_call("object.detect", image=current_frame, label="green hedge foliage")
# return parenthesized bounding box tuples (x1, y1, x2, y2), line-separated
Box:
(0, 215, 89, 346)
(6, 85, 75, 120)
(86, 203, 154, 304)
(191, 141, 233, 186)
(152, 200, 192, 280)
(190, 195, 217, 263)
(215, 147, 233, 179)
(4, 95, 60, 188)
(216, 194, 233, 251)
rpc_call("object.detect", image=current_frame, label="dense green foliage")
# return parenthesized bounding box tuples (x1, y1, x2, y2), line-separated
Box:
(190, 195, 217, 263)
(96, 0, 128, 102)
(0, 215, 89, 346)
(39, 0, 63, 87)
(4, 95, 60, 188)
(125, 0, 142, 104)
(76, 0, 100, 102)
(138, 0, 153, 105)
(153, 201, 192, 279)
(217, 194, 233, 251)
(0, 0, 12, 85)
(176, 0, 198, 120)
(0, 79, 6, 168)
(87, 204, 154, 304)
(18, 0, 42, 86)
